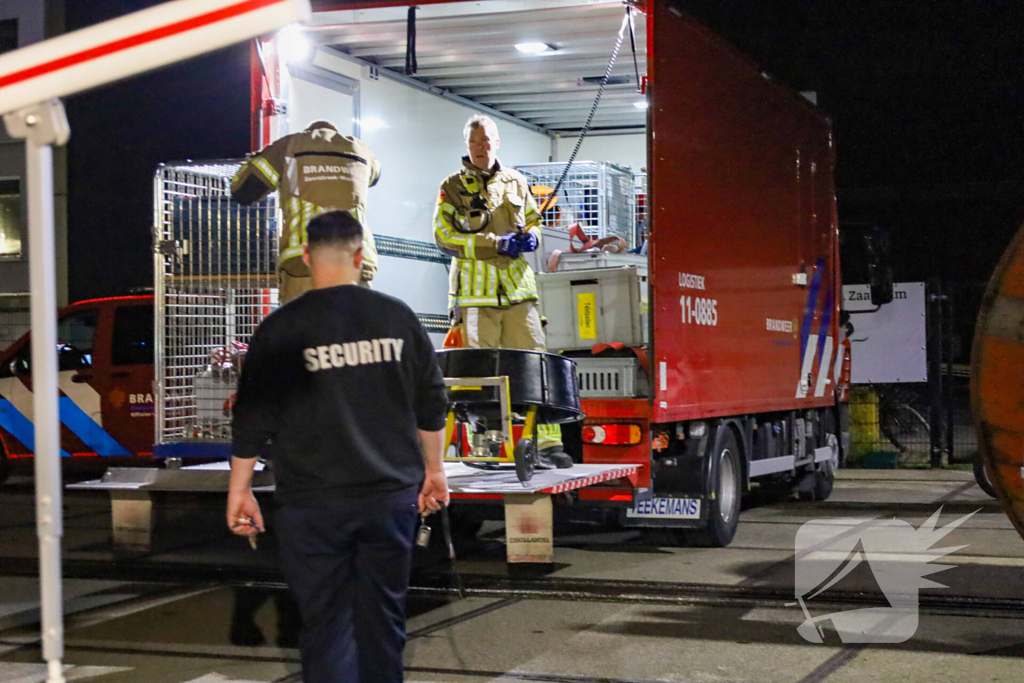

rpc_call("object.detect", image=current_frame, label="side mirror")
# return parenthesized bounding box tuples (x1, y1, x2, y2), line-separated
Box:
(864, 227, 894, 306)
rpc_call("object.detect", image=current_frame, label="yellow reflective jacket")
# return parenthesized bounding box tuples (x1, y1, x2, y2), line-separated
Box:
(434, 157, 542, 308)
(230, 122, 380, 282)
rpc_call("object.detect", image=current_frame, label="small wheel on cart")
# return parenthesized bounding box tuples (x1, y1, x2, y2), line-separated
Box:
(514, 438, 536, 485)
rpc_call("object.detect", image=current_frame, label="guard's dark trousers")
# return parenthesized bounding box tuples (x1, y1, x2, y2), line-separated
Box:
(276, 487, 419, 683)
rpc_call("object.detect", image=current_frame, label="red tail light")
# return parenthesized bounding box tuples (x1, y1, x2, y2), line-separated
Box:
(582, 423, 642, 445)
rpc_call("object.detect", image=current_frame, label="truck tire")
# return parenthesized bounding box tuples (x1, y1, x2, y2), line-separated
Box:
(799, 412, 839, 502)
(0, 445, 8, 486)
(694, 427, 742, 547)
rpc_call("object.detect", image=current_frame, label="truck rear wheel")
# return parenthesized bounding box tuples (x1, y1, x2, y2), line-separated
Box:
(694, 427, 742, 547)
(813, 409, 840, 501)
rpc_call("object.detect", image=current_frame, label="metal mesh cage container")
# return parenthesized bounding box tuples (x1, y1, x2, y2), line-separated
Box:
(634, 172, 647, 222)
(515, 161, 636, 249)
(153, 161, 279, 453)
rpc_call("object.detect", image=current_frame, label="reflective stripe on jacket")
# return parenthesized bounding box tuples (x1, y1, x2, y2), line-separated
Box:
(434, 157, 542, 308)
(230, 122, 380, 281)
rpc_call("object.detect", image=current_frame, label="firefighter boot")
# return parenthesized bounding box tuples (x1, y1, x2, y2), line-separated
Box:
(536, 447, 573, 469)
(535, 424, 571, 469)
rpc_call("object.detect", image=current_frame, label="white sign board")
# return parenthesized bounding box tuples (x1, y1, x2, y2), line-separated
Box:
(843, 282, 927, 384)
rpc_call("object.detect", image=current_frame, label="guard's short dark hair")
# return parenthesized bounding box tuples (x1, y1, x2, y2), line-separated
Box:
(306, 210, 363, 253)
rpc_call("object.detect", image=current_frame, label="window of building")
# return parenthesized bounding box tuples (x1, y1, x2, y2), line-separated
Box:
(0, 179, 23, 259)
(112, 306, 154, 366)
(0, 19, 16, 55)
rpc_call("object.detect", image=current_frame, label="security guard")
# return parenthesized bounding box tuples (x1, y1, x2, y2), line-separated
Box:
(231, 120, 381, 303)
(229, 210, 449, 683)
(434, 114, 570, 467)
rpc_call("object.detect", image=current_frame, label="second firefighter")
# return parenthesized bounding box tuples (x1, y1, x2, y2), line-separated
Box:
(434, 114, 570, 468)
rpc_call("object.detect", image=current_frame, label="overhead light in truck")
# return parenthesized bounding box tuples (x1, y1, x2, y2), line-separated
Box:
(515, 42, 556, 55)
(357, 117, 386, 133)
(279, 26, 313, 64)
(633, 100, 649, 109)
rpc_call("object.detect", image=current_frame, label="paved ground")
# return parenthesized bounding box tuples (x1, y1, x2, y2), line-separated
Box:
(1, 468, 1021, 682)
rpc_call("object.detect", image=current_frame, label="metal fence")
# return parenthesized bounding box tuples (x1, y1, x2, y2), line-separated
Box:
(847, 279, 982, 468)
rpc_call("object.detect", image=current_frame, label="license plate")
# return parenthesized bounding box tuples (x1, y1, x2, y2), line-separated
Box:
(627, 497, 701, 520)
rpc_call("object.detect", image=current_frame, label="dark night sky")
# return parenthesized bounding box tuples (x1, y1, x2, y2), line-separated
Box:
(63, 0, 1024, 304)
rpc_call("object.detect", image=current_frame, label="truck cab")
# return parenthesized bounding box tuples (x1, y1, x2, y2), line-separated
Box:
(0, 295, 154, 481)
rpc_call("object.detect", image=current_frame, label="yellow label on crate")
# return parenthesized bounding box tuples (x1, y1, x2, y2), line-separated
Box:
(577, 292, 597, 340)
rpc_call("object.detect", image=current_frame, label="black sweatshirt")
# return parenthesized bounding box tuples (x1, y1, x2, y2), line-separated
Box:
(231, 285, 448, 505)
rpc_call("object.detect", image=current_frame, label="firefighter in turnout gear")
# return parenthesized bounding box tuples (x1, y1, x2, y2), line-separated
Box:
(231, 120, 381, 303)
(434, 115, 569, 468)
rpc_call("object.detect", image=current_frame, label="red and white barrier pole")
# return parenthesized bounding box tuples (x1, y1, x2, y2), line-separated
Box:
(0, 2, 310, 680)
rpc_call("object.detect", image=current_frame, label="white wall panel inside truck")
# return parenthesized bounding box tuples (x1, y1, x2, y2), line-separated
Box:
(283, 47, 551, 335)
(287, 75, 355, 137)
(555, 134, 647, 171)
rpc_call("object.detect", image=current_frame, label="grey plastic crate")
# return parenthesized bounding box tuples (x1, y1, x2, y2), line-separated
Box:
(537, 266, 648, 350)
(575, 356, 646, 398)
(554, 251, 647, 274)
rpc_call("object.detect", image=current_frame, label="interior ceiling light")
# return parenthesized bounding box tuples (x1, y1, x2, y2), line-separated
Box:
(279, 26, 313, 64)
(515, 42, 556, 55)
(358, 117, 386, 132)
(633, 100, 649, 109)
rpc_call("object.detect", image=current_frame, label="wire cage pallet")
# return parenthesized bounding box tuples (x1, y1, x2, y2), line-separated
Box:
(634, 171, 647, 249)
(515, 161, 637, 249)
(153, 161, 278, 453)
(634, 172, 647, 224)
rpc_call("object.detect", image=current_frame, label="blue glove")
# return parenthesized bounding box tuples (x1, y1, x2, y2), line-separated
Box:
(516, 230, 539, 253)
(497, 234, 523, 258)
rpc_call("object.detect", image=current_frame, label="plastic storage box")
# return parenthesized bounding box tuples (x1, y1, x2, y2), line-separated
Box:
(553, 251, 647, 275)
(574, 356, 647, 398)
(537, 266, 648, 350)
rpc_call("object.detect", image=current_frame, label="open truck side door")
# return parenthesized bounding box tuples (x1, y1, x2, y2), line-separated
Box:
(647, 1, 840, 421)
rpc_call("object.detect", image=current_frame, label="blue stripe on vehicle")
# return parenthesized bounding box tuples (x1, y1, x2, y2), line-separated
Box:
(58, 397, 131, 456)
(0, 398, 72, 458)
(800, 258, 826, 359)
(816, 284, 834, 364)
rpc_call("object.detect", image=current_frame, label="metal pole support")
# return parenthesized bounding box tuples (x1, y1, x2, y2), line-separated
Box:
(927, 278, 945, 469)
(3, 97, 70, 683)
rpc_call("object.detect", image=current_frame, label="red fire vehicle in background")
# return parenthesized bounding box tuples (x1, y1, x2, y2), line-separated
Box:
(0, 296, 155, 483)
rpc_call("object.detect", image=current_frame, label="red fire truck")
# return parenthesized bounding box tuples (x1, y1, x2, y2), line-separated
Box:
(547, 4, 849, 546)
(235, 0, 860, 547)
(6, 2, 887, 550)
